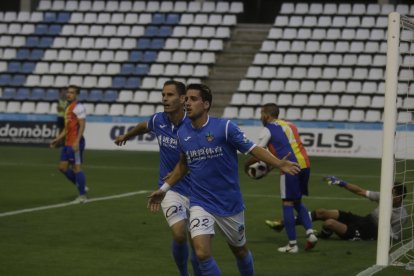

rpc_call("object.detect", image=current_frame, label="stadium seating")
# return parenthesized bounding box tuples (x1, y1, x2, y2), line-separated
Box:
(228, 2, 413, 122)
(0, 0, 243, 116)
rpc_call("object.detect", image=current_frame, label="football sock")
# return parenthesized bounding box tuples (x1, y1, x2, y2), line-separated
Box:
(172, 240, 189, 276)
(199, 257, 221, 276)
(190, 248, 202, 276)
(75, 171, 86, 195)
(236, 250, 254, 276)
(63, 170, 76, 184)
(294, 202, 313, 231)
(283, 205, 296, 241)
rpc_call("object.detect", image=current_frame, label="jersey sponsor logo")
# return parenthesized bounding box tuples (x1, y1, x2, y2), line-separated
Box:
(185, 146, 223, 162)
(205, 132, 214, 142)
(158, 134, 178, 148)
(184, 136, 191, 141)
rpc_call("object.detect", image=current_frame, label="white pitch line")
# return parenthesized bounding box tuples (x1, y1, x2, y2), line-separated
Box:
(0, 190, 151, 218)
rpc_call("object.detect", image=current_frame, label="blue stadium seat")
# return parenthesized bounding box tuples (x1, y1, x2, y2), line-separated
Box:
(11, 75, 26, 86)
(2, 88, 16, 99)
(48, 24, 61, 35)
(120, 63, 135, 75)
(15, 88, 30, 99)
(159, 26, 172, 37)
(143, 51, 157, 62)
(144, 26, 158, 37)
(103, 90, 118, 102)
(125, 77, 141, 89)
(35, 24, 48, 35)
(151, 39, 165, 49)
(166, 14, 180, 25)
(30, 49, 44, 60)
(0, 74, 12, 85)
(136, 64, 149, 75)
(26, 36, 40, 47)
(152, 13, 165, 25)
(22, 62, 36, 73)
(30, 88, 46, 100)
(16, 49, 30, 60)
(39, 37, 54, 48)
(89, 89, 103, 101)
(130, 50, 143, 62)
(57, 12, 71, 23)
(112, 76, 127, 88)
(78, 90, 88, 101)
(43, 12, 57, 22)
(137, 38, 151, 49)
(7, 61, 21, 72)
(46, 89, 59, 101)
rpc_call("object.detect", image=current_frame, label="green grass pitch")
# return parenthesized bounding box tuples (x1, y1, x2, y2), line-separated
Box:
(0, 146, 411, 275)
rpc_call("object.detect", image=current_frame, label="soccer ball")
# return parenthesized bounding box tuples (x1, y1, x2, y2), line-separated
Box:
(247, 161, 268, 180)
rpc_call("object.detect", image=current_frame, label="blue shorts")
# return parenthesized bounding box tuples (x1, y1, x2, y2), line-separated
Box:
(60, 141, 85, 165)
(280, 168, 310, 200)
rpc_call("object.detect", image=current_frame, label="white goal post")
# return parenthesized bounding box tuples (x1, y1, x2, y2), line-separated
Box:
(376, 11, 400, 266)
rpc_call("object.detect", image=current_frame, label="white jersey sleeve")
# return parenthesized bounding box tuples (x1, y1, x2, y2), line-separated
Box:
(73, 103, 86, 119)
(257, 127, 271, 148)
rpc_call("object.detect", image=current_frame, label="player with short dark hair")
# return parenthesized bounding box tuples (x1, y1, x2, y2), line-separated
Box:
(148, 84, 301, 275)
(245, 103, 317, 254)
(50, 85, 87, 203)
(114, 80, 201, 276)
(266, 177, 408, 241)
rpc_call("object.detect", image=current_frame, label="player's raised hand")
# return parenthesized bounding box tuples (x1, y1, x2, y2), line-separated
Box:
(279, 152, 301, 175)
(147, 190, 166, 212)
(323, 176, 347, 187)
(114, 135, 128, 146)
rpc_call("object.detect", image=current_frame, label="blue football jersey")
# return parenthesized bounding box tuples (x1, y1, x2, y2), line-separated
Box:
(147, 112, 191, 197)
(177, 116, 256, 216)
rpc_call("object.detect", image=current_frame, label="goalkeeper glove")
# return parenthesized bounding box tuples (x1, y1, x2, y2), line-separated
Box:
(323, 176, 347, 187)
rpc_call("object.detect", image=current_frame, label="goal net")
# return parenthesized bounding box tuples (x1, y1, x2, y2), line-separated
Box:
(387, 14, 414, 269)
(358, 12, 414, 275)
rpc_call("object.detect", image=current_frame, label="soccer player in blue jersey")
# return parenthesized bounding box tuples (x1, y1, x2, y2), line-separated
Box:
(245, 103, 317, 253)
(148, 84, 300, 276)
(114, 80, 200, 276)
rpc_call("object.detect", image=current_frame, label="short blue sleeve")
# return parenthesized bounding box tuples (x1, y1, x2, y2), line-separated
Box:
(226, 120, 255, 154)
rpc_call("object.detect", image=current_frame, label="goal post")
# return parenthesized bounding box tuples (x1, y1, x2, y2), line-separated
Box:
(376, 11, 400, 266)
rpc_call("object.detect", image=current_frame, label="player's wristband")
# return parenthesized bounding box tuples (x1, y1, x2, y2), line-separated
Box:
(160, 182, 171, 192)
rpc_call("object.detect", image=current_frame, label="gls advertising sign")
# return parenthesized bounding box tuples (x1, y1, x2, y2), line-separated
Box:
(85, 123, 387, 158)
(0, 121, 59, 145)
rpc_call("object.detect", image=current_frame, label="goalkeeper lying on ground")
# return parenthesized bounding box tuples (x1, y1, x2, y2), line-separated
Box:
(265, 176, 408, 241)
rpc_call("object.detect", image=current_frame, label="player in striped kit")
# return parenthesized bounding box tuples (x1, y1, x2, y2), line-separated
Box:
(50, 85, 87, 203)
(245, 103, 317, 253)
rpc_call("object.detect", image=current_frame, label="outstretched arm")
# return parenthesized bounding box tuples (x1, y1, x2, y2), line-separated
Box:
(147, 154, 189, 212)
(114, 121, 150, 146)
(324, 176, 367, 197)
(249, 146, 300, 175)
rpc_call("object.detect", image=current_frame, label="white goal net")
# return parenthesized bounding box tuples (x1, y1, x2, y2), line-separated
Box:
(388, 14, 414, 269)
(358, 12, 414, 275)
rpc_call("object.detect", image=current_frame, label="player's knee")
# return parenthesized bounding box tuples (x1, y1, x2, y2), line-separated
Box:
(232, 246, 249, 259)
(172, 233, 187, 244)
(58, 165, 66, 173)
(323, 219, 336, 230)
(314, 208, 328, 219)
(194, 249, 211, 261)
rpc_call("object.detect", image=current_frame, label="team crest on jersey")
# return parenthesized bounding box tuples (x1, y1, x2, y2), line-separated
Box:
(205, 132, 214, 142)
